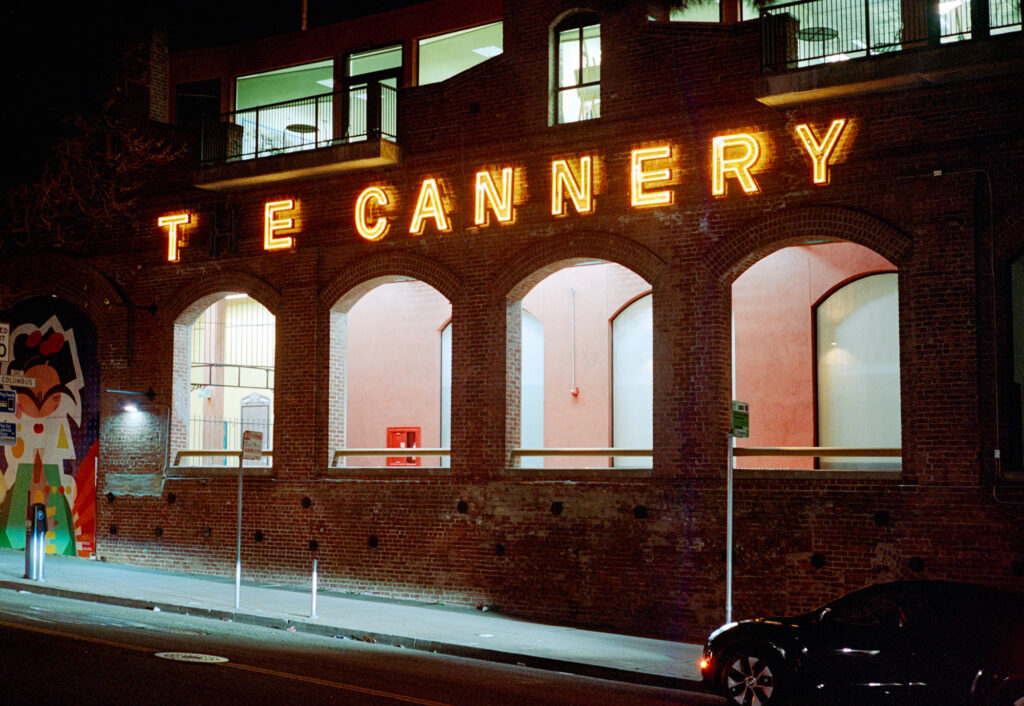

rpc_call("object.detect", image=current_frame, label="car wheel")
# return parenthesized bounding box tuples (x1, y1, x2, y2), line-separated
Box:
(720, 644, 788, 706)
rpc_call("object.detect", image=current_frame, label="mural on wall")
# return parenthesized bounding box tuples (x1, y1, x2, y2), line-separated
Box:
(0, 298, 98, 558)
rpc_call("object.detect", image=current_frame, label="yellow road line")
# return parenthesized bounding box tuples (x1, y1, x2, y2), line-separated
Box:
(0, 619, 451, 706)
(0, 618, 157, 653)
(224, 661, 452, 705)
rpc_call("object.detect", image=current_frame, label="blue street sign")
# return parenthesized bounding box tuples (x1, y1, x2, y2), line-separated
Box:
(0, 389, 14, 415)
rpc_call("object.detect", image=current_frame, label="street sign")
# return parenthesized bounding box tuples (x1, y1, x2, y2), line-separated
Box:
(0, 323, 8, 363)
(241, 430, 264, 460)
(0, 390, 15, 414)
(0, 374, 34, 388)
(731, 400, 750, 438)
(0, 422, 16, 446)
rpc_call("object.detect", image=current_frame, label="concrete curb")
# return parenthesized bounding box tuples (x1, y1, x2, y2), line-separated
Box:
(0, 579, 701, 692)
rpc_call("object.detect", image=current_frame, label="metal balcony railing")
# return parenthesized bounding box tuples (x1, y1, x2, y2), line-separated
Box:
(199, 83, 398, 166)
(761, 0, 1022, 71)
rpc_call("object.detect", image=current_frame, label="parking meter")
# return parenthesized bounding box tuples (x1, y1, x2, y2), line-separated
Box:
(24, 502, 46, 581)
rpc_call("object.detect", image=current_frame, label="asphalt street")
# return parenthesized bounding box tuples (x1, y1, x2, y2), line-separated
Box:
(0, 589, 724, 705)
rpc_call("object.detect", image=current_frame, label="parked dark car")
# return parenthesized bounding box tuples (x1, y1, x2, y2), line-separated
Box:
(701, 581, 1024, 706)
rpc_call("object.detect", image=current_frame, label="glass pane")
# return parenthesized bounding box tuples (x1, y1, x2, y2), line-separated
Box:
(670, 0, 721, 22)
(348, 44, 402, 76)
(441, 323, 451, 468)
(521, 310, 544, 468)
(559, 86, 600, 123)
(581, 24, 601, 83)
(816, 273, 901, 469)
(418, 21, 503, 85)
(613, 295, 653, 467)
(235, 59, 333, 110)
(558, 28, 581, 89)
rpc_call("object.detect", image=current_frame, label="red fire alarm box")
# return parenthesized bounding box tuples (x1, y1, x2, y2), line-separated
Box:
(386, 427, 421, 466)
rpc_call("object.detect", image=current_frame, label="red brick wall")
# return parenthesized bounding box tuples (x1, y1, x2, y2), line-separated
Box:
(2, 1, 1023, 642)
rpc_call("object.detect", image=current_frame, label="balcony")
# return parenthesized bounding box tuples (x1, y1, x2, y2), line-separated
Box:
(758, 0, 1023, 105)
(194, 82, 400, 191)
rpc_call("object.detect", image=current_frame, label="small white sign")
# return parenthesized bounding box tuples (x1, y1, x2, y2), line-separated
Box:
(0, 422, 16, 446)
(241, 430, 264, 461)
(0, 323, 8, 363)
(0, 374, 34, 388)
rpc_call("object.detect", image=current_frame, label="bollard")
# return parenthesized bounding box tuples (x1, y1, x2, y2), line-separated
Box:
(24, 502, 46, 581)
(309, 559, 319, 619)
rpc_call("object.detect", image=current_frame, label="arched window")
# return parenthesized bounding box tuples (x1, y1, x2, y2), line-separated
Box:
(509, 261, 651, 467)
(330, 279, 451, 468)
(554, 12, 601, 124)
(188, 294, 275, 466)
(732, 242, 900, 470)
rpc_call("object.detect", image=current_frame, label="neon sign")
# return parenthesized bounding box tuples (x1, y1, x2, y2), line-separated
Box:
(264, 200, 296, 251)
(711, 134, 761, 196)
(474, 168, 516, 226)
(410, 178, 451, 235)
(355, 187, 390, 241)
(157, 213, 191, 262)
(161, 120, 850, 257)
(795, 119, 847, 185)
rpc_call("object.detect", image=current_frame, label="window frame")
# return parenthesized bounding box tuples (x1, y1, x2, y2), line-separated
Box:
(553, 12, 601, 125)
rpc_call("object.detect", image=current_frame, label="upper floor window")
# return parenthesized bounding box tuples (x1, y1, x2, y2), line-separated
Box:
(668, 0, 721, 22)
(346, 45, 402, 142)
(233, 60, 334, 157)
(418, 21, 503, 85)
(554, 13, 601, 124)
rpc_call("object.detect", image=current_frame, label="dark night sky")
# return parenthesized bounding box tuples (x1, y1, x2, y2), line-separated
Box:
(1, 1, 429, 185)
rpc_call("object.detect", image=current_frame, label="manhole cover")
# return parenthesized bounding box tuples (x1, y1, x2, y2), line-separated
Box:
(154, 652, 229, 664)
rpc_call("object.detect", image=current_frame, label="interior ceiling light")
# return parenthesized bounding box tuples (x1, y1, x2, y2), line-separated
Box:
(472, 45, 503, 58)
(939, 0, 963, 13)
(316, 78, 335, 88)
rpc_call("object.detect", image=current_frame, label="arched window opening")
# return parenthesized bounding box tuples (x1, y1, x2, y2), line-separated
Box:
(188, 294, 275, 466)
(553, 12, 601, 124)
(510, 261, 651, 468)
(331, 279, 451, 468)
(732, 242, 900, 470)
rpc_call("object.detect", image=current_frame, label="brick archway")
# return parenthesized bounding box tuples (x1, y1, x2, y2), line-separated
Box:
(496, 230, 666, 302)
(166, 270, 282, 466)
(165, 270, 282, 326)
(0, 253, 127, 369)
(320, 250, 462, 314)
(709, 206, 912, 286)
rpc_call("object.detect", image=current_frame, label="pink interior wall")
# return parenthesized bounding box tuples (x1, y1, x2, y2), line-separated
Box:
(346, 281, 451, 466)
(732, 242, 896, 468)
(342, 264, 648, 469)
(522, 263, 649, 468)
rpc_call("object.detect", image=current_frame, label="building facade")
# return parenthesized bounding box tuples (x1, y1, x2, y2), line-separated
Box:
(2, 0, 1023, 641)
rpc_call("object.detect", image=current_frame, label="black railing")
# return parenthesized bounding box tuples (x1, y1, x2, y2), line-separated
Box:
(200, 83, 398, 166)
(762, 0, 1022, 71)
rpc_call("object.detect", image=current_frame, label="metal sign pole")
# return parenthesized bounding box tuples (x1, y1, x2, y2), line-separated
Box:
(235, 453, 243, 610)
(726, 432, 734, 625)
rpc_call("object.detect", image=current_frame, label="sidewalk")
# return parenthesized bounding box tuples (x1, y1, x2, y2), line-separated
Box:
(0, 549, 703, 690)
